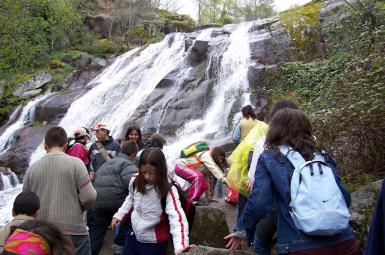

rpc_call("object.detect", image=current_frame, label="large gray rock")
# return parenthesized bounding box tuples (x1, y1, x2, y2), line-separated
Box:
(183, 245, 252, 255)
(13, 71, 52, 97)
(34, 88, 88, 124)
(350, 180, 383, 249)
(0, 126, 52, 176)
(190, 206, 230, 248)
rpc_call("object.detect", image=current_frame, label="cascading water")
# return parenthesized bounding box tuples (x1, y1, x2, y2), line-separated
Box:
(0, 94, 53, 155)
(1, 21, 262, 224)
(163, 22, 255, 161)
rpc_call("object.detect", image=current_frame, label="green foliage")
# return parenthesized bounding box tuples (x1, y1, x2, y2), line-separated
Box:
(0, 0, 82, 75)
(279, 1, 324, 60)
(0, 77, 24, 125)
(80, 39, 118, 57)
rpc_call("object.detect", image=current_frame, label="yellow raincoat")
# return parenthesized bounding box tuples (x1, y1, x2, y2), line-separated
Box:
(227, 121, 268, 197)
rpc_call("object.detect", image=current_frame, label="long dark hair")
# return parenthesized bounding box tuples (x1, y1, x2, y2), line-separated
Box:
(266, 109, 321, 161)
(211, 147, 227, 171)
(10, 220, 75, 255)
(134, 148, 170, 198)
(241, 105, 257, 120)
(124, 126, 143, 149)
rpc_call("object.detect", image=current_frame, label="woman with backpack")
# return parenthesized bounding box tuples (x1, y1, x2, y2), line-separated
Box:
(110, 148, 193, 255)
(225, 109, 359, 255)
(175, 146, 228, 203)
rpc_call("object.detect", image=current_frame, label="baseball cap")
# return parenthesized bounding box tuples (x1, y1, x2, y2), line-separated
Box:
(74, 127, 88, 138)
(92, 122, 109, 131)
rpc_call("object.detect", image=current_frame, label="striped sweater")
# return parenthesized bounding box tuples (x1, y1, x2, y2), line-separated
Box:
(23, 151, 97, 235)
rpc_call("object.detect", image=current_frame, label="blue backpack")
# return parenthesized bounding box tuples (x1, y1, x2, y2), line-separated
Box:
(279, 146, 350, 236)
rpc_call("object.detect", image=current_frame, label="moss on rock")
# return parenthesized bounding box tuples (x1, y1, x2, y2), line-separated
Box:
(279, 1, 324, 60)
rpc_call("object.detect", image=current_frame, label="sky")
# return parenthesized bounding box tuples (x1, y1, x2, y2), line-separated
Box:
(176, 0, 313, 20)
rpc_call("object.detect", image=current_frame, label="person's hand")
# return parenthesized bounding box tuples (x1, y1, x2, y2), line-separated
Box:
(246, 180, 253, 192)
(224, 232, 246, 250)
(89, 171, 95, 181)
(223, 180, 229, 187)
(111, 218, 120, 231)
(175, 244, 196, 255)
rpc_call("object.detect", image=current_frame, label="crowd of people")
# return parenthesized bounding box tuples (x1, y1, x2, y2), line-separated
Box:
(0, 99, 383, 255)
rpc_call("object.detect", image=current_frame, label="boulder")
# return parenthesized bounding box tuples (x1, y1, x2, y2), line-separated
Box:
(349, 180, 383, 250)
(13, 71, 52, 97)
(0, 126, 52, 176)
(183, 245, 252, 255)
(189, 41, 209, 64)
(90, 58, 107, 69)
(189, 206, 230, 248)
(34, 88, 88, 124)
(85, 15, 110, 37)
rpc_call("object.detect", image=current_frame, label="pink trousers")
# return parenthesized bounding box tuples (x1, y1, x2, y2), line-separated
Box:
(174, 164, 208, 202)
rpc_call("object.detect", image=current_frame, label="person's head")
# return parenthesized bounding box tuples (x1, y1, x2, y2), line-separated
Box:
(241, 105, 257, 120)
(144, 133, 166, 149)
(44, 126, 67, 152)
(135, 148, 170, 198)
(211, 147, 227, 171)
(4, 220, 75, 255)
(12, 191, 40, 218)
(269, 99, 299, 121)
(73, 127, 89, 145)
(92, 122, 110, 141)
(266, 108, 320, 160)
(124, 126, 143, 148)
(121, 141, 138, 161)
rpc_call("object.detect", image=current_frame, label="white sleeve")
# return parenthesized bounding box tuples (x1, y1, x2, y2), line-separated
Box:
(113, 177, 135, 221)
(248, 137, 266, 184)
(165, 186, 189, 253)
(200, 152, 226, 182)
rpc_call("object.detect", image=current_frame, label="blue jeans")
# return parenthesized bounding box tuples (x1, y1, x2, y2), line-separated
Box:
(70, 234, 91, 255)
(123, 228, 168, 255)
(253, 210, 277, 255)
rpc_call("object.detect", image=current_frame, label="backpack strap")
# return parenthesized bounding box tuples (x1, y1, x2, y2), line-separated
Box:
(279, 145, 308, 171)
(95, 141, 112, 161)
(185, 154, 203, 169)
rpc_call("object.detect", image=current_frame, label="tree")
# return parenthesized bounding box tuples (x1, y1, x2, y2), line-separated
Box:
(238, 0, 276, 21)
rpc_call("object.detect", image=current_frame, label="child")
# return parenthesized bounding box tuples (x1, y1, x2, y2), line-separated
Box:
(0, 191, 40, 250)
(111, 148, 193, 255)
(124, 126, 143, 149)
(175, 147, 228, 202)
(3, 220, 75, 255)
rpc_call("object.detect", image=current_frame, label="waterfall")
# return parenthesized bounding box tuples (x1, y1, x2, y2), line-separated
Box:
(0, 21, 262, 225)
(0, 172, 19, 191)
(30, 33, 187, 163)
(0, 93, 53, 155)
(163, 22, 255, 161)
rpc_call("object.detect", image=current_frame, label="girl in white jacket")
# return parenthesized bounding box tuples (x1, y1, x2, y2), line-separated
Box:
(111, 148, 193, 255)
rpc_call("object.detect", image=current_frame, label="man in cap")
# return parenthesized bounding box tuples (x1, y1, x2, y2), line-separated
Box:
(88, 122, 121, 173)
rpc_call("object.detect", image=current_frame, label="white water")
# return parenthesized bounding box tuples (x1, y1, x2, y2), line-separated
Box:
(1, 21, 259, 224)
(0, 94, 52, 154)
(163, 22, 254, 162)
(30, 33, 186, 163)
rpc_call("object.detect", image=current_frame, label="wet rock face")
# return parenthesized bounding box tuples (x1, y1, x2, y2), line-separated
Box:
(34, 88, 89, 125)
(0, 126, 52, 175)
